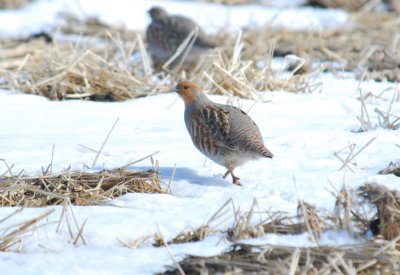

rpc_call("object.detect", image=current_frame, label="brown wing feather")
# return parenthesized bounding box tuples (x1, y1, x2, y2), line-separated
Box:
(198, 105, 236, 150)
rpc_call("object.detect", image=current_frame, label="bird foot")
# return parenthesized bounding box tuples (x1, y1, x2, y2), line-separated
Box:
(223, 170, 241, 185)
(232, 177, 241, 186)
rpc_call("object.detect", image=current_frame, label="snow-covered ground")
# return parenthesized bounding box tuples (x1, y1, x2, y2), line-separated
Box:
(0, 1, 399, 274)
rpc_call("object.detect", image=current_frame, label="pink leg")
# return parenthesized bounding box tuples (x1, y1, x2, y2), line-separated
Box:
(222, 170, 241, 185)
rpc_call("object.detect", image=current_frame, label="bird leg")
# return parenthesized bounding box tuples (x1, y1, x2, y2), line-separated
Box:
(223, 170, 241, 186)
(223, 170, 230, 179)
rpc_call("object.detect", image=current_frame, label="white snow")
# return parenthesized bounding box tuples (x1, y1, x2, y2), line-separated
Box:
(0, 1, 399, 274)
(1, 73, 398, 274)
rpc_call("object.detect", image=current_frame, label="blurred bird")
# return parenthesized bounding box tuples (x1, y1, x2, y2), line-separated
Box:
(175, 81, 273, 185)
(146, 6, 217, 71)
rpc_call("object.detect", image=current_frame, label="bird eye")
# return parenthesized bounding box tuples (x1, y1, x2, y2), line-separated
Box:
(184, 85, 189, 89)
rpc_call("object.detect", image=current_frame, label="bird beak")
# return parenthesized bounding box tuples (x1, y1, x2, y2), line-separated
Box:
(174, 86, 180, 94)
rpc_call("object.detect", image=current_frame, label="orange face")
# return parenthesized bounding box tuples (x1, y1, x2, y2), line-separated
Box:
(175, 82, 202, 104)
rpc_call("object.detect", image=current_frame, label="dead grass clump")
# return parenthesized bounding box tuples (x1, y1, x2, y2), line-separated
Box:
(0, 209, 54, 252)
(0, 14, 174, 101)
(308, 0, 370, 11)
(379, 162, 400, 177)
(155, 199, 323, 248)
(0, 168, 161, 206)
(298, 200, 324, 241)
(159, 183, 400, 274)
(196, 31, 320, 99)
(154, 199, 234, 247)
(201, 0, 258, 5)
(333, 184, 355, 231)
(361, 49, 400, 82)
(1, 12, 321, 101)
(162, 241, 400, 274)
(58, 13, 138, 42)
(0, 0, 32, 9)
(309, 0, 400, 12)
(2, 9, 400, 101)
(358, 183, 400, 241)
(226, 200, 326, 243)
(154, 226, 211, 248)
(0, 38, 156, 101)
(235, 12, 400, 83)
(355, 84, 399, 132)
(388, 0, 400, 12)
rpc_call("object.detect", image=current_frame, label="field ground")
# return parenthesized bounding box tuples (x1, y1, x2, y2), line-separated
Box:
(0, 0, 399, 274)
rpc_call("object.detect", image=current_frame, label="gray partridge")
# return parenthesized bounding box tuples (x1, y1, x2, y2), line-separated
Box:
(175, 82, 273, 185)
(146, 6, 217, 71)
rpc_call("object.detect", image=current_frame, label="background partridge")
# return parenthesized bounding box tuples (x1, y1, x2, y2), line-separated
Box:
(175, 82, 273, 185)
(146, 6, 217, 71)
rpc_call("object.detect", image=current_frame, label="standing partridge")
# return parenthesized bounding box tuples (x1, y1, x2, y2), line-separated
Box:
(146, 6, 217, 71)
(175, 82, 273, 185)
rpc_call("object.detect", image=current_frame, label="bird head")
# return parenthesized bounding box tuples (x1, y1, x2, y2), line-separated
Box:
(148, 6, 168, 20)
(174, 82, 203, 104)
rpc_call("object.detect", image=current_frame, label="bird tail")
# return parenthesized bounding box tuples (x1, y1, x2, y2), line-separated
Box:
(261, 148, 274, 158)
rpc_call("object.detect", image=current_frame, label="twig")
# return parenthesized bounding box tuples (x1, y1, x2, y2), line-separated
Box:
(0, 159, 14, 176)
(56, 198, 70, 233)
(167, 163, 176, 194)
(289, 248, 301, 275)
(0, 208, 24, 224)
(123, 151, 160, 169)
(373, 233, 400, 257)
(339, 137, 377, 171)
(73, 218, 88, 246)
(92, 117, 119, 168)
(78, 144, 99, 154)
(156, 225, 186, 275)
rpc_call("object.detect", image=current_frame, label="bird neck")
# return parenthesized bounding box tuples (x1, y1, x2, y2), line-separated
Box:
(184, 92, 209, 107)
(183, 93, 211, 129)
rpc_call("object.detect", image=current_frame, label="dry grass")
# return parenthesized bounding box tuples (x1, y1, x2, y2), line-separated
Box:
(0, 192, 93, 252)
(355, 83, 400, 132)
(0, 167, 162, 207)
(0, 14, 321, 101)
(0, 13, 174, 101)
(2, 12, 399, 101)
(201, 0, 384, 11)
(153, 199, 326, 249)
(379, 162, 400, 177)
(59, 14, 138, 42)
(239, 12, 400, 82)
(0, 208, 54, 252)
(154, 198, 234, 247)
(334, 137, 377, 172)
(162, 241, 400, 274)
(200, 0, 259, 5)
(0, 6, 399, 102)
(0, 0, 32, 9)
(0, 37, 163, 101)
(160, 182, 400, 274)
(375, 87, 400, 130)
(358, 183, 400, 241)
(309, 0, 400, 12)
(308, 0, 371, 11)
